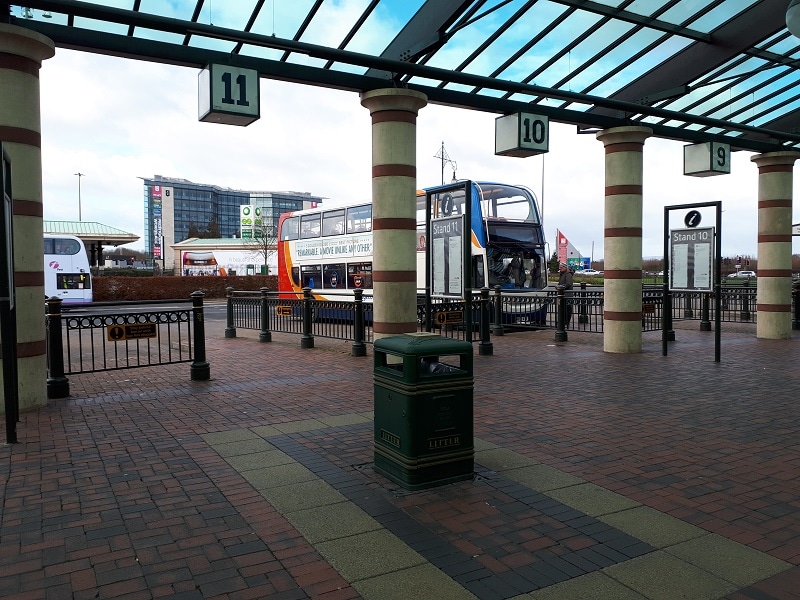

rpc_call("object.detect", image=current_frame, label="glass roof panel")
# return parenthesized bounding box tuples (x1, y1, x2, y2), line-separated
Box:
(336, 0, 425, 57)
(481, 8, 604, 86)
(663, 0, 760, 33)
(553, 24, 655, 92)
(564, 30, 664, 95)
(71, 16, 130, 36)
(7, 0, 800, 151)
(419, 0, 531, 75)
(295, 0, 375, 49)
(138, 0, 198, 21)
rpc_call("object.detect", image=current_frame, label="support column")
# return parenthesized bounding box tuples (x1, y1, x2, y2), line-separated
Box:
(596, 126, 652, 353)
(751, 151, 799, 339)
(0, 24, 55, 413)
(360, 88, 427, 339)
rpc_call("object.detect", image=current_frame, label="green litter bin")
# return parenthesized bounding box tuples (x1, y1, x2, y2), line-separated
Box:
(373, 332, 474, 490)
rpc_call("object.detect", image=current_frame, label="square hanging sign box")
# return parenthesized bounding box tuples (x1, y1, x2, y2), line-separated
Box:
(198, 64, 260, 126)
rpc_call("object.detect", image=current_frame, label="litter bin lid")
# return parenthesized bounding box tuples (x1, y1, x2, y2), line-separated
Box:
(374, 333, 473, 356)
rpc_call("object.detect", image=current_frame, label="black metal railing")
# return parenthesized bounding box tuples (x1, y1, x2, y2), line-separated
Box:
(221, 282, 797, 348)
(46, 293, 210, 399)
(224, 287, 496, 353)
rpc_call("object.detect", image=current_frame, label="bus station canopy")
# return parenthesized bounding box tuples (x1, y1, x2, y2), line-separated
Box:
(43, 220, 140, 247)
(8, 0, 800, 153)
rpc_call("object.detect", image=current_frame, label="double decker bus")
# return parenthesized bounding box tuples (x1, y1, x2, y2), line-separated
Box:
(276, 180, 547, 298)
(44, 234, 93, 304)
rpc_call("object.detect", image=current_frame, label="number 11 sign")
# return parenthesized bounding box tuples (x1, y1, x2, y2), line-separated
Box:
(198, 64, 260, 126)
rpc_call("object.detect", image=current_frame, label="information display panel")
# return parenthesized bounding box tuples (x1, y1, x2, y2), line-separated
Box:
(670, 226, 714, 292)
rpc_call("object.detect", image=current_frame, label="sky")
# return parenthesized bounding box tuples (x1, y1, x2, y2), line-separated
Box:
(37, 47, 800, 262)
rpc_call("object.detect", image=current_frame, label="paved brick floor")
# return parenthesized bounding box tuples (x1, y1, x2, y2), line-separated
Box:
(1, 321, 799, 599)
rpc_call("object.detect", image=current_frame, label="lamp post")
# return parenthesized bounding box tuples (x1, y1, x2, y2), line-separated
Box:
(161, 234, 166, 274)
(74, 172, 84, 221)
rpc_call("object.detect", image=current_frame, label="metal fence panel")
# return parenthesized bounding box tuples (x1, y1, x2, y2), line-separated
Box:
(56, 308, 194, 375)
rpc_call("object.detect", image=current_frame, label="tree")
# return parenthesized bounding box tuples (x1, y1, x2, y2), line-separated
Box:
(243, 223, 277, 275)
(548, 251, 559, 273)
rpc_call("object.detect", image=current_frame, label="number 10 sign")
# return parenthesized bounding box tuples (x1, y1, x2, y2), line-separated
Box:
(198, 64, 260, 126)
(495, 112, 549, 157)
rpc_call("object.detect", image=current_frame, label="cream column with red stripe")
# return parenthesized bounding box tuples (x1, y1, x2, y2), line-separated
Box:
(596, 126, 652, 353)
(0, 24, 55, 413)
(751, 151, 800, 340)
(360, 88, 427, 338)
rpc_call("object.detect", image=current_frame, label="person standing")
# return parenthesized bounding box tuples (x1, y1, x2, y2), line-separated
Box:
(558, 262, 573, 323)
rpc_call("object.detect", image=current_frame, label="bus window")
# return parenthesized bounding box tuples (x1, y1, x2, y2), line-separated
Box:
(323, 263, 345, 288)
(58, 273, 91, 290)
(300, 214, 320, 239)
(322, 209, 345, 236)
(473, 256, 485, 288)
(44, 237, 82, 255)
(301, 264, 321, 288)
(291, 266, 300, 287)
(346, 205, 371, 233)
(416, 194, 427, 226)
(435, 190, 464, 217)
(478, 183, 537, 222)
(282, 216, 299, 241)
(347, 262, 372, 289)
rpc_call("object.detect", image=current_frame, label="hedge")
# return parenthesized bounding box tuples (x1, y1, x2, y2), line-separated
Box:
(93, 275, 277, 302)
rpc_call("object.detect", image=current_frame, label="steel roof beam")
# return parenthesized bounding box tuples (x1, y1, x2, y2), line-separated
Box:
(19, 17, 800, 153)
(365, 0, 474, 79)
(593, 0, 789, 117)
(549, 0, 710, 42)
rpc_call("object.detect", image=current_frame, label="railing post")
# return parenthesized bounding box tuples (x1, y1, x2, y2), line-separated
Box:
(224, 286, 236, 338)
(740, 278, 751, 321)
(352, 288, 366, 357)
(554, 285, 568, 342)
(700, 292, 711, 331)
(259, 287, 272, 343)
(793, 280, 800, 330)
(301, 287, 315, 349)
(478, 287, 493, 356)
(684, 292, 694, 318)
(490, 285, 504, 336)
(664, 284, 675, 341)
(578, 281, 588, 324)
(190, 291, 211, 381)
(46, 296, 69, 399)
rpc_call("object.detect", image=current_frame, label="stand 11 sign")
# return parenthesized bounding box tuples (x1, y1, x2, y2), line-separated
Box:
(670, 227, 714, 291)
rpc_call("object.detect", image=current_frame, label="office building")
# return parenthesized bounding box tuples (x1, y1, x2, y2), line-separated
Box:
(142, 175, 322, 271)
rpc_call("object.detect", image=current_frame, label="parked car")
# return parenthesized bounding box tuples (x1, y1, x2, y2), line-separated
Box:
(575, 269, 603, 277)
(728, 270, 756, 279)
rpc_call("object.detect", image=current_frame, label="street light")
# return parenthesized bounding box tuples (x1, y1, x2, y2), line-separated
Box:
(74, 172, 84, 221)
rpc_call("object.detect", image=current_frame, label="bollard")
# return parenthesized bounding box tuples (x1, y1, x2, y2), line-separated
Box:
(46, 296, 70, 399)
(259, 287, 272, 343)
(700, 292, 711, 331)
(478, 287, 493, 356)
(578, 281, 588, 324)
(352, 288, 366, 357)
(190, 291, 211, 381)
(740, 279, 751, 321)
(490, 285, 504, 336)
(664, 284, 675, 341)
(301, 287, 315, 349)
(224, 286, 236, 338)
(793, 280, 800, 331)
(554, 285, 568, 342)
